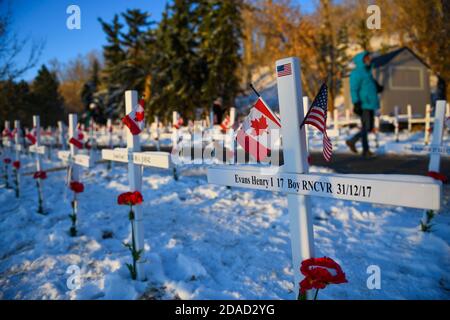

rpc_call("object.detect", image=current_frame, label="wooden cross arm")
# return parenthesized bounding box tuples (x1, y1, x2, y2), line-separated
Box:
(384, 143, 450, 156)
(29, 145, 47, 155)
(57, 150, 94, 168)
(101, 148, 172, 169)
(207, 165, 442, 211)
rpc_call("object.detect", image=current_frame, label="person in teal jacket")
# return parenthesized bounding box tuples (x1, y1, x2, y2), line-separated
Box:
(346, 51, 382, 157)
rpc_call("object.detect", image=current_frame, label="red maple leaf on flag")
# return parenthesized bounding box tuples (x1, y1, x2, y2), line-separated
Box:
(251, 116, 268, 136)
(135, 111, 144, 122)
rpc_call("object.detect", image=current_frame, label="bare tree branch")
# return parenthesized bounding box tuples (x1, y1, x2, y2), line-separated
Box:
(0, 0, 44, 80)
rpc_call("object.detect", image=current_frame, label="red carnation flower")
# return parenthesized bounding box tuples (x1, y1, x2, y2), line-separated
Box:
(12, 161, 20, 169)
(299, 257, 347, 296)
(118, 191, 143, 206)
(70, 181, 84, 193)
(33, 171, 47, 180)
(3, 158, 11, 164)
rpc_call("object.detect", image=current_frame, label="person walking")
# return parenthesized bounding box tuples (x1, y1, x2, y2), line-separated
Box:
(346, 51, 382, 158)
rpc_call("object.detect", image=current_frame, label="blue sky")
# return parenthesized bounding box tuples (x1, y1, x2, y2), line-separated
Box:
(5, 0, 316, 80)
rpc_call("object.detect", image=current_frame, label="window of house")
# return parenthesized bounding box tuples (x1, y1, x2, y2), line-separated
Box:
(389, 66, 423, 90)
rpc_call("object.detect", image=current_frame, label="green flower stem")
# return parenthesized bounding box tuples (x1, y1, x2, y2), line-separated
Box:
(69, 193, 78, 237)
(36, 179, 44, 214)
(314, 289, 319, 300)
(14, 168, 19, 198)
(4, 163, 9, 188)
(130, 208, 137, 279)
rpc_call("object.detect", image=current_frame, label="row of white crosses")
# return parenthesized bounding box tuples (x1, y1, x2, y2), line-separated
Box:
(102, 91, 173, 281)
(28, 116, 47, 213)
(207, 57, 443, 299)
(391, 103, 450, 144)
(386, 102, 449, 158)
(2, 121, 20, 190)
(57, 114, 94, 177)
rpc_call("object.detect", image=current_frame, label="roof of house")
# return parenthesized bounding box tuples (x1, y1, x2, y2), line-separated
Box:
(372, 47, 430, 69)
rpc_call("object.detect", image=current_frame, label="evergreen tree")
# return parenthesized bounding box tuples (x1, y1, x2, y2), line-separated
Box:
(149, 1, 243, 121)
(81, 58, 100, 111)
(81, 58, 107, 125)
(314, 0, 349, 110)
(30, 65, 65, 126)
(99, 11, 155, 118)
(99, 14, 126, 118)
(197, 0, 243, 110)
(150, 1, 203, 121)
(0, 80, 34, 127)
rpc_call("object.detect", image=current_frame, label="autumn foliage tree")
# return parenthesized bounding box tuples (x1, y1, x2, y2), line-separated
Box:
(379, 0, 450, 100)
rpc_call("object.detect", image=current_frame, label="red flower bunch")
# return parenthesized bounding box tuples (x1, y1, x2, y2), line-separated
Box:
(3, 158, 11, 164)
(427, 171, 448, 184)
(299, 257, 347, 298)
(12, 161, 20, 169)
(118, 191, 143, 206)
(33, 171, 47, 180)
(70, 181, 84, 193)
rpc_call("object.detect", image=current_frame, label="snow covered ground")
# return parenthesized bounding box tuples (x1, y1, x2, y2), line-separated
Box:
(0, 149, 449, 300)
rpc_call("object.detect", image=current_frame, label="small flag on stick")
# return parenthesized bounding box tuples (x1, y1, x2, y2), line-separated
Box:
(301, 83, 333, 162)
(25, 127, 37, 145)
(122, 98, 145, 135)
(69, 125, 86, 149)
(236, 95, 281, 162)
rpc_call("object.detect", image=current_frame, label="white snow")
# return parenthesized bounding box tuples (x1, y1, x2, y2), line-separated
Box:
(1, 149, 449, 300)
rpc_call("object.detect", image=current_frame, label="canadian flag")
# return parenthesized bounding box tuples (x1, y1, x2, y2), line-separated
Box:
(236, 97, 281, 162)
(69, 126, 86, 149)
(122, 98, 145, 135)
(220, 115, 231, 132)
(173, 117, 184, 130)
(25, 128, 37, 145)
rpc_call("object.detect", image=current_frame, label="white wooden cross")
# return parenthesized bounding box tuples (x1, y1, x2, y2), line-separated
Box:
(29, 116, 47, 213)
(58, 121, 67, 150)
(394, 105, 400, 142)
(13, 120, 23, 160)
(424, 104, 432, 145)
(2, 120, 13, 156)
(57, 114, 94, 181)
(3, 120, 24, 154)
(106, 118, 113, 149)
(407, 104, 413, 133)
(209, 107, 214, 129)
(374, 114, 380, 148)
(207, 57, 443, 299)
(101, 90, 173, 281)
(425, 101, 448, 171)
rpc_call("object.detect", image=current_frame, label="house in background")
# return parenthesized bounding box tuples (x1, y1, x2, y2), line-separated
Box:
(343, 47, 432, 117)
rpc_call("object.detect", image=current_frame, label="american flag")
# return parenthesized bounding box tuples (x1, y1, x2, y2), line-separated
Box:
(303, 83, 333, 162)
(277, 63, 292, 77)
